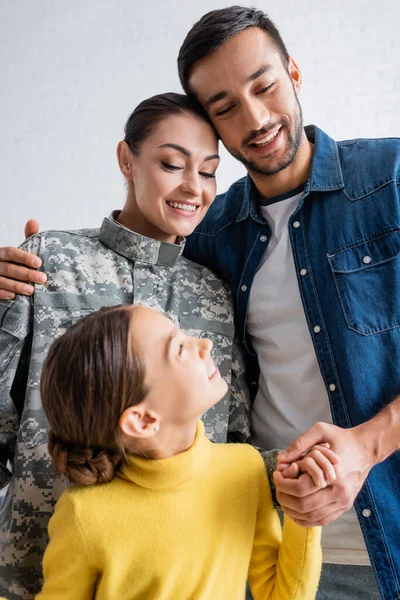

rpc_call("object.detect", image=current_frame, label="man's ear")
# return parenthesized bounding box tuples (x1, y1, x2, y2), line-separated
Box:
(119, 405, 160, 439)
(116, 141, 134, 179)
(287, 56, 302, 94)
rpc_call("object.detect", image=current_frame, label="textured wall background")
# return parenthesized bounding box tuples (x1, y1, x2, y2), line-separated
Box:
(0, 0, 399, 246)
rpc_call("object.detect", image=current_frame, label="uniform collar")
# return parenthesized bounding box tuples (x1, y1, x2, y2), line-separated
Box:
(99, 211, 185, 267)
(237, 125, 345, 223)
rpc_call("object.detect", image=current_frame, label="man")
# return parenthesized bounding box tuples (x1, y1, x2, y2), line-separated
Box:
(1, 6, 399, 600)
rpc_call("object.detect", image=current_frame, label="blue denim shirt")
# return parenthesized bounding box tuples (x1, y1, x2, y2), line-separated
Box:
(184, 126, 400, 600)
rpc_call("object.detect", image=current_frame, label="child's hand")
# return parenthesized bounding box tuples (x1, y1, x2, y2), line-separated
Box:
(277, 443, 340, 488)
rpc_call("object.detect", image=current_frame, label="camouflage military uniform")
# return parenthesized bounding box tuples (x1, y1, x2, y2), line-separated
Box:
(0, 211, 252, 599)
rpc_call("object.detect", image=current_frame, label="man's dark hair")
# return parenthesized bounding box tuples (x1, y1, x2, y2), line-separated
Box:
(178, 6, 290, 97)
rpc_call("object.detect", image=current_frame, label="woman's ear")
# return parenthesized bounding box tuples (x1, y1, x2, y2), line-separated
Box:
(119, 405, 160, 439)
(117, 141, 133, 179)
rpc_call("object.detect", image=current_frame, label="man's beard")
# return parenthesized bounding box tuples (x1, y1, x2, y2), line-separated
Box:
(227, 99, 304, 178)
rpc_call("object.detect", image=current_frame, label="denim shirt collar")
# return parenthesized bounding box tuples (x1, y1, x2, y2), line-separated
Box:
(99, 211, 185, 267)
(237, 125, 345, 223)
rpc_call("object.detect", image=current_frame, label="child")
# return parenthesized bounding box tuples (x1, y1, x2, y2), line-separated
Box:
(37, 304, 335, 599)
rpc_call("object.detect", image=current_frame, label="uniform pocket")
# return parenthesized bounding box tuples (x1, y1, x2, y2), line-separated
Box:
(328, 229, 400, 335)
(22, 302, 97, 449)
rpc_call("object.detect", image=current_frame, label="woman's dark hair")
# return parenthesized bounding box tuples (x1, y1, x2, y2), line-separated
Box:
(123, 92, 213, 154)
(41, 305, 148, 486)
(178, 6, 290, 97)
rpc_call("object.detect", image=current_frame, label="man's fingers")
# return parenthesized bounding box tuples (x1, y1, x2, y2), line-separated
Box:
(0, 289, 16, 300)
(0, 262, 46, 285)
(0, 276, 35, 296)
(24, 219, 40, 240)
(278, 422, 328, 463)
(0, 246, 41, 268)
(277, 485, 337, 516)
(286, 505, 344, 527)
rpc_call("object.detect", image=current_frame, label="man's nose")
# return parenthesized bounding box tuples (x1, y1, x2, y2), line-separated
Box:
(242, 98, 270, 132)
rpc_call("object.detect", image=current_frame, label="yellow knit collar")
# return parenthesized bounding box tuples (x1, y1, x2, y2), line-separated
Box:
(117, 421, 213, 489)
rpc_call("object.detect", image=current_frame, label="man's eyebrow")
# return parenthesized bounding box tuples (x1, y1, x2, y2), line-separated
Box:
(206, 91, 228, 107)
(205, 65, 273, 106)
(158, 143, 220, 163)
(247, 64, 274, 82)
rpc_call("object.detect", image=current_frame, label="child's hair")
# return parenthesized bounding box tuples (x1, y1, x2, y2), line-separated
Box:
(41, 305, 148, 486)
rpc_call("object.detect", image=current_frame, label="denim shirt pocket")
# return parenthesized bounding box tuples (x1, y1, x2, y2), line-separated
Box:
(328, 228, 400, 335)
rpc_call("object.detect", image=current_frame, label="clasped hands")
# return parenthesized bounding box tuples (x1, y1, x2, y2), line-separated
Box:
(274, 422, 374, 527)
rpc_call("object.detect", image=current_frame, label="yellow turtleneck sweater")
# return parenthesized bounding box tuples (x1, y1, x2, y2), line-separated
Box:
(36, 422, 321, 600)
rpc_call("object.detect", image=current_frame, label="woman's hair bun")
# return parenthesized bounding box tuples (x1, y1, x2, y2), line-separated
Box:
(48, 430, 122, 485)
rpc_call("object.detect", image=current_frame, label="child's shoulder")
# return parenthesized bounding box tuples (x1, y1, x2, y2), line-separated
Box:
(212, 442, 264, 473)
(56, 478, 117, 515)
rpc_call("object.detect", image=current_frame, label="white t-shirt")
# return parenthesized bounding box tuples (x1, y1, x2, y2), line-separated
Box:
(248, 190, 369, 565)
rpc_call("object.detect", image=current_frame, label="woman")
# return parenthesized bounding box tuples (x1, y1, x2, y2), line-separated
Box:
(0, 93, 252, 599)
(36, 303, 325, 599)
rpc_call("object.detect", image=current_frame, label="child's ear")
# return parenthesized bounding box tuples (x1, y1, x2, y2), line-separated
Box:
(119, 406, 160, 439)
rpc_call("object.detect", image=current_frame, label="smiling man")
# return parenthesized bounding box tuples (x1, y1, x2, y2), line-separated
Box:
(178, 6, 400, 600)
(0, 6, 399, 600)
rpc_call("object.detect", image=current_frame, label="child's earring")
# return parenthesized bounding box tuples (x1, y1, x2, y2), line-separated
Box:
(153, 425, 159, 433)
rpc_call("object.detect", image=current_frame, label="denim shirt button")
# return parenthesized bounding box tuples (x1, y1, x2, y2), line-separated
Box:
(300, 268, 307, 276)
(363, 255, 372, 264)
(362, 509, 372, 518)
(329, 383, 336, 392)
(260, 235, 267, 242)
(241, 285, 247, 292)
(313, 325, 321, 333)
(293, 221, 301, 228)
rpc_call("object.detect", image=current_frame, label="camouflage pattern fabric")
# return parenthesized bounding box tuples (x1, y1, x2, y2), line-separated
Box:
(0, 211, 258, 599)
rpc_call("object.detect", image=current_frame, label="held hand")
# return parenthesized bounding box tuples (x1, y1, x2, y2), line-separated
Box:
(274, 422, 375, 526)
(0, 219, 45, 300)
(278, 443, 339, 488)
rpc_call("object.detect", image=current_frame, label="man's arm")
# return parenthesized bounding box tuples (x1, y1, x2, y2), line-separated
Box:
(274, 398, 400, 526)
(0, 220, 45, 299)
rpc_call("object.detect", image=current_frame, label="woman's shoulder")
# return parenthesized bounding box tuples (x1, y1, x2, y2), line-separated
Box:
(21, 227, 101, 256)
(178, 255, 232, 299)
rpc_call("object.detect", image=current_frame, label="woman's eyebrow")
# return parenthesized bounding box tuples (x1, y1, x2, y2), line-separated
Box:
(166, 330, 179, 359)
(158, 143, 220, 163)
(158, 143, 190, 157)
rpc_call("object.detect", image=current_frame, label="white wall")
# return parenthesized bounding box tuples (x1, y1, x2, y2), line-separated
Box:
(0, 0, 399, 246)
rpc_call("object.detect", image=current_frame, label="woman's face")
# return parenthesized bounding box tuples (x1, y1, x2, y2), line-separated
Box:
(123, 112, 219, 242)
(130, 306, 228, 425)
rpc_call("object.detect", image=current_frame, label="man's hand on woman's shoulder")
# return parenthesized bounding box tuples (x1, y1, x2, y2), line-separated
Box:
(0, 219, 46, 299)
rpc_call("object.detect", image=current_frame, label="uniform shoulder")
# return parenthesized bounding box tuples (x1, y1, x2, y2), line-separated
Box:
(178, 255, 231, 293)
(20, 227, 101, 255)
